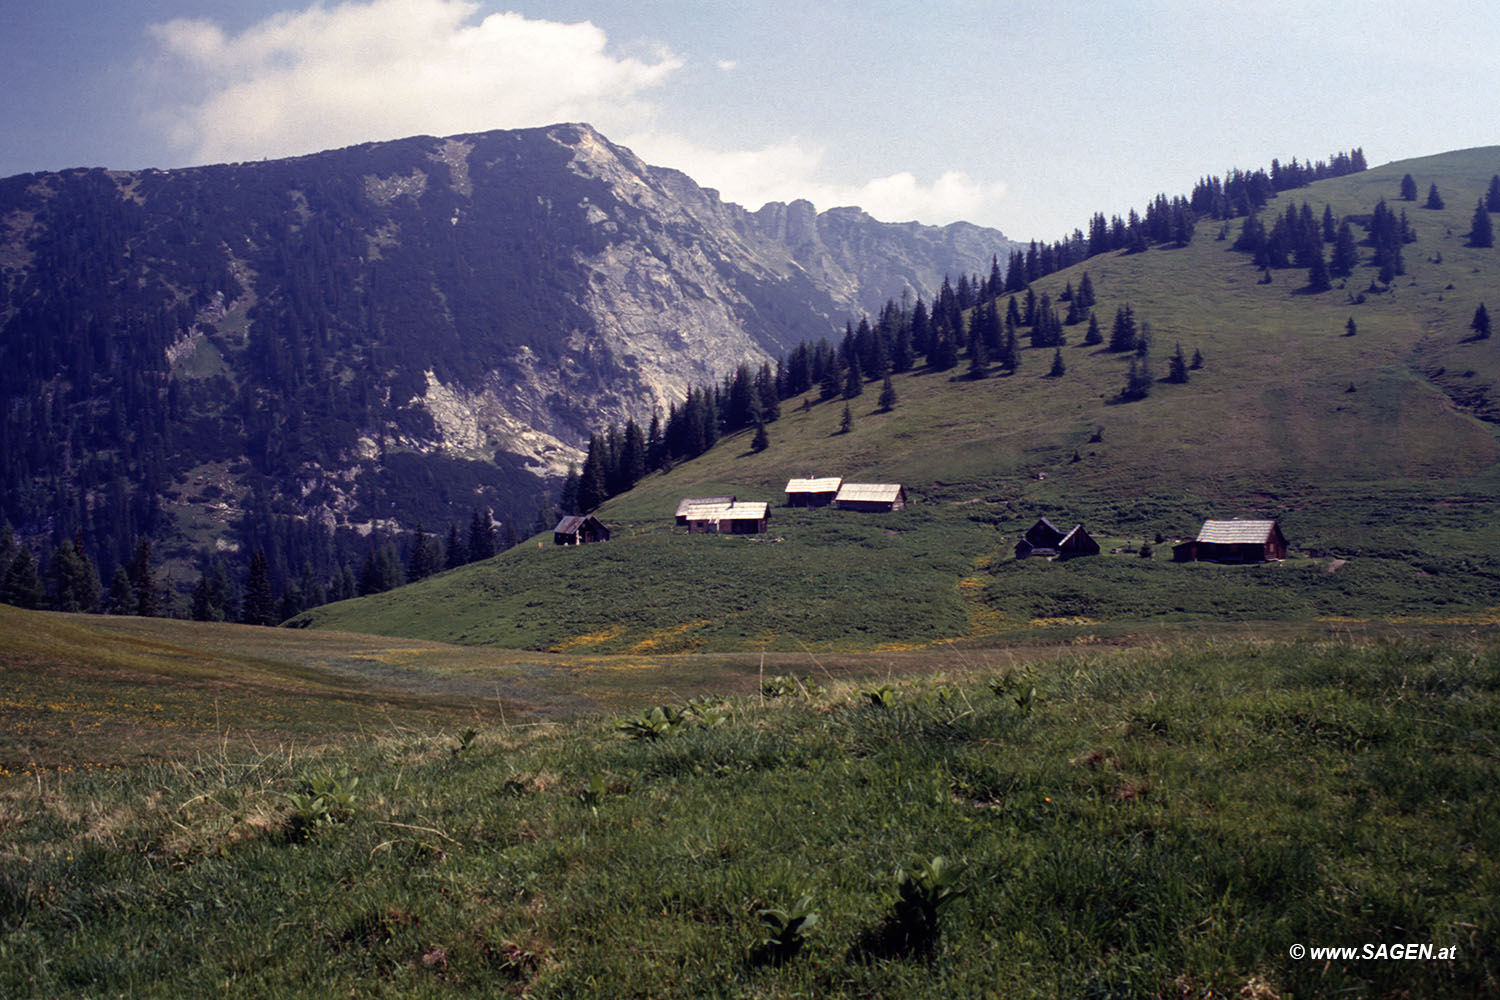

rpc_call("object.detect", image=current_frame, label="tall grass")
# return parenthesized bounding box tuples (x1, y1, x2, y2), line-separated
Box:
(3, 635, 1495, 998)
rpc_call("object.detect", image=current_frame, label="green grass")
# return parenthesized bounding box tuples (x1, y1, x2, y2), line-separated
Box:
(293, 148, 1500, 652)
(3, 632, 1496, 997)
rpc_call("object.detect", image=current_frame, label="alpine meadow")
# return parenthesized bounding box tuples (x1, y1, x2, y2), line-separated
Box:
(3, 132, 1500, 998)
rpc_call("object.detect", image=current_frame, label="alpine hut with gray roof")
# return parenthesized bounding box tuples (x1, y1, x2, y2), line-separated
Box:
(834, 482, 907, 512)
(1173, 519, 1287, 563)
(680, 500, 770, 534)
(784, 476, 842, 508)
(675, 496, 736, 526)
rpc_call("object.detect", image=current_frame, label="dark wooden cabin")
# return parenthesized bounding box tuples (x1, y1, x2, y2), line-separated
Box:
(1015, 517, 1099, 560)
(1174, 519, 1287, 563)
(834, 483, 907, 512)
(784, 476, 842, 508)
(553, 514, 610, 546)
(1057, 524, 1100, 560)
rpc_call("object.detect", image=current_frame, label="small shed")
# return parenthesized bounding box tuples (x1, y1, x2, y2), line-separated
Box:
(834, 483, 907, 512)
(785, 476, 842, 507)
(675, 495, 736, 526)
(553, 514, 610, 546)
(682, 501, 770, 535)
(1175, 519, 1287, 563)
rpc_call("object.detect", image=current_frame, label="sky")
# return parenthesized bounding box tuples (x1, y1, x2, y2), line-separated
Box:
(3, 0, 1498, 241)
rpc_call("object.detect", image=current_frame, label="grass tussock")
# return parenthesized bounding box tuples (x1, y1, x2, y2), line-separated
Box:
(2, 634, 1497, 998)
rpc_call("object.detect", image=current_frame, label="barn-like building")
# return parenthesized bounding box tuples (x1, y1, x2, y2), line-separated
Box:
(681, 500, 770, 535)
(1173, 519, 1288, 563)
(784, 477, 842, 507)
(834, 483, 907, 512)
(675, 496, 736, 527)
(553, 515, 610, 546)
(1015, 517, 1099, 560)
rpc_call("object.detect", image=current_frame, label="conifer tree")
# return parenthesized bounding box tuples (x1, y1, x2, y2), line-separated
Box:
(1, 547, 45, 609)
(127, 539, 158, 618)
(1470, 200, 1494, 248)
(878, 373, 897, 412)
(1425, 184, 1444, 210)
(107, 566, 135, 615)
(1399, 174, 1418, 201)
(1330, 220, 1359, 278)
(839, 404, 853, 435)
(445, 524, 466, 569)
(751, 422, 769, 453)
(1345, 317, 1358, 337)
(1167, 343, 1189, 383)
(1190, 348, 1204, 369)
(406, 521, 441, 582)
(1048, 349, 1065, 378)
(468, 509, 497, 561)
(967, 329, 988, 378)
(243, 549, 277, 626)
(1307, 251, 1331, 292)
(1472, 302, 1491, 340)
(1084, 312, 1103, 346)
(48, 538, 100, 612)
(1123, 355, 1153, 401)
(1489, 175, 1500, 212)
(1109, 305, 1137, 353)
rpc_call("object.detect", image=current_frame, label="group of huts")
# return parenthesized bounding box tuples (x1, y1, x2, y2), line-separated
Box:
(1014, 515, 1288, 564)
(557, 481, 1288, 564)
(672, 477, 908, 535)
(554, 476, 908, 543)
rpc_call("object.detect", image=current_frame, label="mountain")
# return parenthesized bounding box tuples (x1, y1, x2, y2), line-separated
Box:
(293, 146, 1500, 651)
(0, 122, 1018, 595)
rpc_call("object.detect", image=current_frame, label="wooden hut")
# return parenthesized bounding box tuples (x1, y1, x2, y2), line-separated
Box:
(682, 501, 770, 535)
(553, 514, 610, 546)
(784, 477, 842, 508)
(834, 483, 907, 512)
(1014, 517, 1067, 558)
(1174, 519, 1287, 563)
(1015, 517, 1098, 560)
(675, 496, 736, 527)
(1057, 524, 1101, 560)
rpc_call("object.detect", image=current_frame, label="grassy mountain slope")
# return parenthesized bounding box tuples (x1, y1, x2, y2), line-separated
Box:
(295, 148, 1500, 651)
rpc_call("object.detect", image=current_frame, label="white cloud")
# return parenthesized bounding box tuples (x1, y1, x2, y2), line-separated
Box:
(625, 132, 1008, 227)
(141, 0, 1007, 227)
(146, 0, 682, 164)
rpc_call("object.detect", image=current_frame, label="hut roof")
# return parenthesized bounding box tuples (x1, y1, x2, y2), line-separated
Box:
(554, 515, 591, 534)
(1196, 519, 1279, 544)
(785, 477, 843, 493)
(684, 501, 768, 521)
(835, 483, 904, 504)
(675, 496, 736, 517)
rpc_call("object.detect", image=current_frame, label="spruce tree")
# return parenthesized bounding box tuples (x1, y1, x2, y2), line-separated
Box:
(1048, 349, 1065, 378)
(1472, 302, 1491, 340)
(1470, 200, 1494, 248)
(1345, 317, 1357, 337)
(1, 547, 45, 609)
(1399, 173, 1418, 201)
(1425, 184, 1444, 210)
(107, 567, 135, 615)
(839, 404, 853, 435)
(1109, 306, 1137, 353)
(878, 373, 897, 412)
(1307, 251, 1331, 292)
(1488, 175, 1500, 212)
(445, 524, 466, 569)
(751, 422, 769, 453)
(1083, 312, 1103, 346)
(1190, 348, 1204, 370)
(1167, 343, 1189, 383)
(243, 549, 277, 626)
(468, 509, 497, 561)
(1330, 220, 1359, 278)
(1123, 355, 1153, 401)
(127, 540, 158, 618)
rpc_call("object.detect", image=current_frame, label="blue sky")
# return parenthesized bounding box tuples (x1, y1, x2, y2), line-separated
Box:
(4, 0, 1498, 239)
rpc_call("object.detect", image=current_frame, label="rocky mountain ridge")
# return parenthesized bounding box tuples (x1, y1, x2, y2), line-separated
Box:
(0, 122, 1017, 587)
